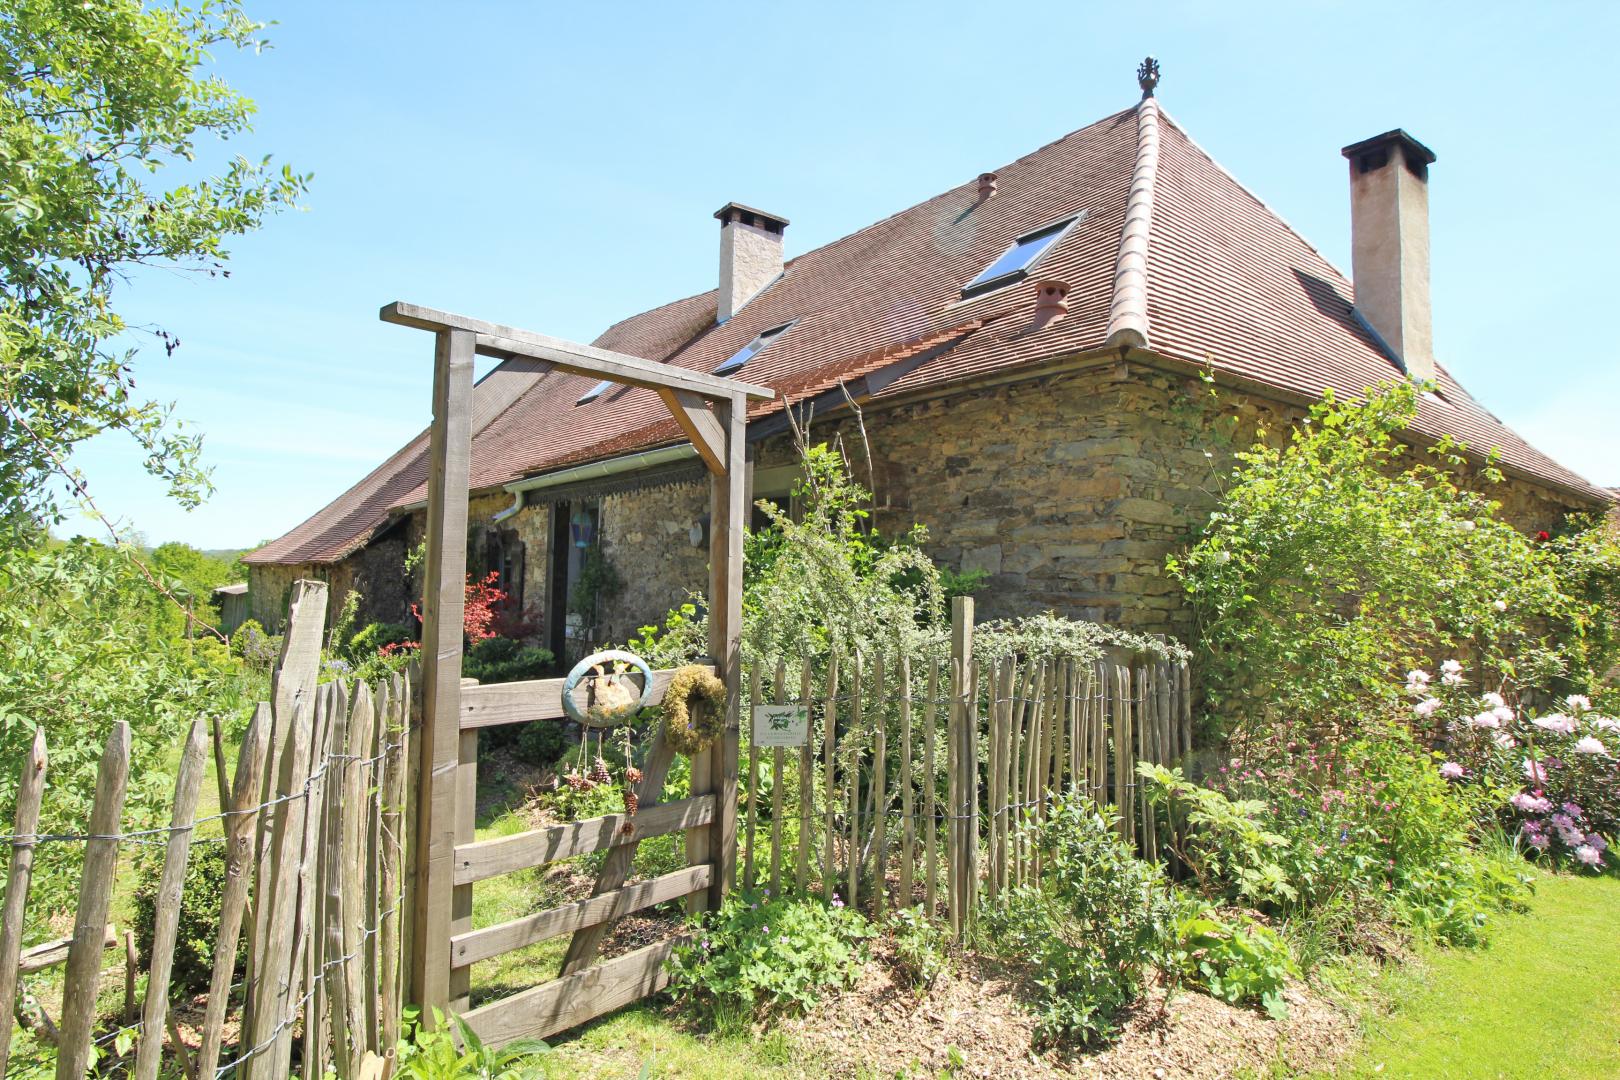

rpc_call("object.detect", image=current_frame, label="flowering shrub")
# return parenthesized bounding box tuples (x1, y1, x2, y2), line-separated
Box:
(1147, 727, 1528, 949)
(668, 890, 874, 1021)
(1169, 381, 1590, 742)
(1417, 662, 1619, 871)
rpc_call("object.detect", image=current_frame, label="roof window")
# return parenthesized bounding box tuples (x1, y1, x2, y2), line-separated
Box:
(576, 379, 612, 406)
(713, 320, 794, 375)
(962, 214, 1082, 298)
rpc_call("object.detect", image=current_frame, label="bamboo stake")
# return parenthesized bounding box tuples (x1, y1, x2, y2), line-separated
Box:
(796, 657, 813, 894)
(822, 651, 839, 901)
(56, 722, 131, 1080)
(133, 720, 209, 1080)
(898, 652, 915, 907)
(0, 729, 47, 1075)
(197, 706, 269, 1080)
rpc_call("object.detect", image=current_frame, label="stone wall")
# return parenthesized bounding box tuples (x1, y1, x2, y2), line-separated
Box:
(263, 358, 1597, 648)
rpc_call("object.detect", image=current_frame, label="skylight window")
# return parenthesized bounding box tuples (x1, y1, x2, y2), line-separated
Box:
(962, 214, 1082, 297)
(576, 379, 612, 406)
(713, 321, 794, 376)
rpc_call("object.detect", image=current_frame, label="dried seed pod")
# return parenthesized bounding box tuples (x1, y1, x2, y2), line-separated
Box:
(625, 765, 644, 785)
(589, 756, 611, 785)
(623, 787, 640, 817)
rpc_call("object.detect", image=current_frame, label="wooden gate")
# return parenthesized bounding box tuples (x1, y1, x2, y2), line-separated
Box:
(385, 303, 769, 1044)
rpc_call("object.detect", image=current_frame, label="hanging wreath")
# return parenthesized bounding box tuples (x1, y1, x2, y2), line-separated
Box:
(663, 664, 727, 756)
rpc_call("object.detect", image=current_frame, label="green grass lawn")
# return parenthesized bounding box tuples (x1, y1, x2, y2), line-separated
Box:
(1332, 870, 1620, 1079)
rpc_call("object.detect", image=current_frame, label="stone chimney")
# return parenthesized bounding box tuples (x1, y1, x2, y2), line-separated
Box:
(1340, 130, 1437, 382)
(715, 202, 788, 324)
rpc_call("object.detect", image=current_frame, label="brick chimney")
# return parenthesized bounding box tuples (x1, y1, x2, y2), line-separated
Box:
(715, 202, 788, 324)
(1341, 130, 1437, 383)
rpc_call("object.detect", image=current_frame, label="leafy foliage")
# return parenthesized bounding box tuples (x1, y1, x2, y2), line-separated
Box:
(1168, 381, 1577, 741)
(668, 890, 875, 1021)
(462, 635, 554, 685)
(1168, 908, 1296, 1019)
(0, 0, 307, 535)
(133, 840, 242, 995)
(0, 540, 261, 923)
(983, 797, 1179, 1046)
(886, 906, 951, 993)
(393, 1009, 548, 1080)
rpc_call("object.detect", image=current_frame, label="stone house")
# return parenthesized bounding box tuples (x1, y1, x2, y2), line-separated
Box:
(243, 64, 1611, 654)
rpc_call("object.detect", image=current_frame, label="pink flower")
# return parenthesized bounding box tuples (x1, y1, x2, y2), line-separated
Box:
(1592, 716, 1620, 732)
(1440, 659, 1464, 686)
(1493, 705, 1516, 724)
(1510, 792, 1553, 814)
(1467, 712, 1500, 730)
(1439, 762, 1465, 780)
(1493, 732, 1518, 750)
(1532, 713, 1577, 736)
(1567, 694, 1592, 714)
(1405, 669, 1431, 695)
(1574, 736, 1607, 755)
(1414, 698, 1442, 719)
(1493, 599, 1508, 612)
(1482, 691, 1506, 709)
(1523, 758, 1548, 784)
(1573, 844, 1604, 868)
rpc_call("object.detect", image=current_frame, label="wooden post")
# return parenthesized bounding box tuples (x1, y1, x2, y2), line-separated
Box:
(796, 657, 813, 894)
(378, 682, 408, 1062)
(0, 729, 46, 1076)
(409, 327, 475, 1019)
(822, 651, 839, 901)
(769, 661, 786, 897)
(56, 722, 131, 1080)
(743, 664, 762, 892)
(871, 653, 887, 912)
(922, 659, 938, 914)
(132, 720, 209, 1080)
(847, 651, 862, 911)
(197, 706, 269, 1080)
(948, 597, 972, 937)
(704, 394, 747, 908)
(898, 653, 915, 907)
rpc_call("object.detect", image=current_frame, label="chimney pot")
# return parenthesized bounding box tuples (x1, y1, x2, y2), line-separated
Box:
(977, 172, 998, 200)
(714, 202, 788, 323)
(1033, 279, 1069, 326)
(1340, 130, 1437, 383)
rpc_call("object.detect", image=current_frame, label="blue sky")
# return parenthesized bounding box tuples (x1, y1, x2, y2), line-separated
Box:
(74, 0, 1619, 550)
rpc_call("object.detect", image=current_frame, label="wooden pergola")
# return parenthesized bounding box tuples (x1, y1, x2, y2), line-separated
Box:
(382, 302, 770, 1031)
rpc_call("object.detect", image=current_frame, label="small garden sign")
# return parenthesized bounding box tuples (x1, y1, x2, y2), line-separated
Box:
(752, 704, 809, 747)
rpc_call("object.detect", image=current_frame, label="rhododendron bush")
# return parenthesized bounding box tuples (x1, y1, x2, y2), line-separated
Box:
(1170, 380, 1620, 743)
(1413, 661, 1618, 872)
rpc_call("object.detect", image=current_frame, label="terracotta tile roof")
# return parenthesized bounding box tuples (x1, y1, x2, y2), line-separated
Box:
(245, 98, 1607, 566)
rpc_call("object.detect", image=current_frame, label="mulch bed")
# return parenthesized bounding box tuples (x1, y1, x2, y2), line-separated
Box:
(781, 939, 1355, 1079)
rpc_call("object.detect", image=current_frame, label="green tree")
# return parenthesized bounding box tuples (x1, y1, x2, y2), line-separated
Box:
(0, 0, 307, 537)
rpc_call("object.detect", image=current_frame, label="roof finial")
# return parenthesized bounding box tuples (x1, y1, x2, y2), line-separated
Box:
(1137, 56, 1160, 98)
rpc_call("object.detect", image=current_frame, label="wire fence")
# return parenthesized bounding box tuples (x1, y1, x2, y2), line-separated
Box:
(0, 580, 416, 1080)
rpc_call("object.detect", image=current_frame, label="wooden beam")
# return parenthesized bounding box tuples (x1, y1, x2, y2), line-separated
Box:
(460, 938, 680, 1047)
(408, 328, 476, 1020)
(380, 302, 772, 401)
(451, 865, 708, 968)
(704, 393, 748, 906)
(453, 794, 714, 885)
(459, 665, 710, 730)
(655, 388, 728, 475)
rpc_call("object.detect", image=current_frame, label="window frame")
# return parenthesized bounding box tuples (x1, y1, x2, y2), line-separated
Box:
(575, 378, 613, 406)
(712, 319, 797, 376)
(959, 212, 1084, 299)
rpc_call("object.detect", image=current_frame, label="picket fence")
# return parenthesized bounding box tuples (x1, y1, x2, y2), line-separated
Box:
(739, 598, 1192, 935)
(0, 581, 415, 1080)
